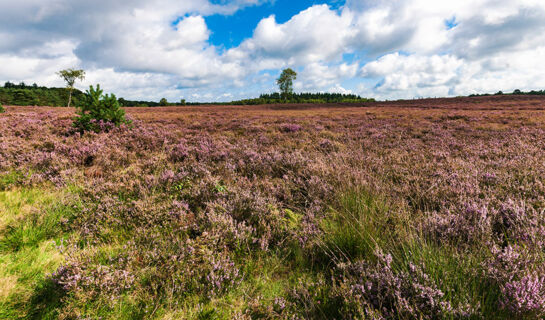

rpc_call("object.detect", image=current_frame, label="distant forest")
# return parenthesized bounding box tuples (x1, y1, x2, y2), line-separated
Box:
(469, 89, 545, 97)
(3, 81, 544, 107)
(229, 92, 375, 105)
(0, 82, 86, 107)
(0, 82, 376, 107)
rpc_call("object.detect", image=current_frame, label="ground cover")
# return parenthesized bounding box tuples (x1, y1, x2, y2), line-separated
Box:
(1, 96, 545, 318)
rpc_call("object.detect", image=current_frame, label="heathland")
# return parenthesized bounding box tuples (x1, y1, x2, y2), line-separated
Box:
(1, 95, 545, 319)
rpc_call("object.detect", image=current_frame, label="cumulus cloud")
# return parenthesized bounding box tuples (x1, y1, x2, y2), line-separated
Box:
(348, 0, 545, 98)
(1, 0, 545, 101)
(228, 5, 353, 68)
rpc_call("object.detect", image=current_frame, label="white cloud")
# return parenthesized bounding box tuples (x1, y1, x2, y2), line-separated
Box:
(229, 5, 354, 67)
(296, 62, 359, 90)
(328, 84, 352, 94)
(1, 0, 545, 101)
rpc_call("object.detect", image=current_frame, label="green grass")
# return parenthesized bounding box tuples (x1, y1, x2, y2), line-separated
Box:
(0, 187, 79, 319)
(316, 188, 403, 267)
(0, 185, 512, 319)
(0, 171, 28, 191)
(314, 188, 510, 319)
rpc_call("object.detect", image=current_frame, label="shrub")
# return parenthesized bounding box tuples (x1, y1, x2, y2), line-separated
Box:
(0, 104, 5, 113)
(72, 84, 130, 132)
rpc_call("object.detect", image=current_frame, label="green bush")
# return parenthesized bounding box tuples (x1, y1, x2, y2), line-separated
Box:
(0, 104, 5, 113)
(73, 85, 130, 132)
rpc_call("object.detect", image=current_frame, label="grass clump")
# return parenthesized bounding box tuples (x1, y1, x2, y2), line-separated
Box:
(0, 188, 79, 319)
(299, 189, 500, 319)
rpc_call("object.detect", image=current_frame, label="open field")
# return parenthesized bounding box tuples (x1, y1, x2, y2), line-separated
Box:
(2, 95, 545, 319)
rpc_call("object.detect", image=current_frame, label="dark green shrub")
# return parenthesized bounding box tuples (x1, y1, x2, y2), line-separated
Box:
(73, 85, 130, 132)
(0, 104, 5, 113)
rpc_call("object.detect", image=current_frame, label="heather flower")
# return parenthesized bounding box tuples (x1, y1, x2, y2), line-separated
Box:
(169, 141, 189, 162)
(280, 123, 302, 133)
(5, 100, 545, 318)
(501, 274, 545, 316)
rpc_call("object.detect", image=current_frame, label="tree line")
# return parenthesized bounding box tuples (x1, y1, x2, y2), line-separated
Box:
(469, 89, 545, 97)
(229, 92, 375, 105)
(0, 81, 374, 107)
(0, 82, 87, 107)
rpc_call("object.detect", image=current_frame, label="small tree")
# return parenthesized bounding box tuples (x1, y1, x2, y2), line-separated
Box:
(73, 84, 130, 132)
(277, 68, 297, 101)
(180, 98, 186, 106)
(57, 68, 86, 107)
(160, 98, 168, 106)
(0, 104, 5, 113)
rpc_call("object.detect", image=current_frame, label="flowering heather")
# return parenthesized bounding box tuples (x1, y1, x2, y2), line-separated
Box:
(2, 96, 545, 318)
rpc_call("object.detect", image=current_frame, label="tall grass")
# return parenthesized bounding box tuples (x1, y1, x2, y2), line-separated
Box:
(0, 188, 79, 319)
(312, 189, 511, 319)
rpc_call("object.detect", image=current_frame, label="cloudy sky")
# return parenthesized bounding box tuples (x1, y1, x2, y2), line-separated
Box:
(1, 0, 545, 102)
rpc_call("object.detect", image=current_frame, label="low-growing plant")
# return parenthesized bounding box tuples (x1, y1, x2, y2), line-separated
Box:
(0, 104, 5, 113)
(3, 99, 545, 318)
(72, 84, 130, 132)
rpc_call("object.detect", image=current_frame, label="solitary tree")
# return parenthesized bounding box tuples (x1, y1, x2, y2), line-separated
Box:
(160, 98, 168, 106)
(57, 68, 86, 107)
(277, 68, 297, 100)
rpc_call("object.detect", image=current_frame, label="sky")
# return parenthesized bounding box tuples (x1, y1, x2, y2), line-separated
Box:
(1, 0, 545, 102)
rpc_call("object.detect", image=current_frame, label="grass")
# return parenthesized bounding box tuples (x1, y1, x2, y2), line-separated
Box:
(0, 187, 79, 319)
(0, 171, 28, 192)
(315, 188, 509, 319)
(0, 185, 510, 319)
(316, 188, 405, 267)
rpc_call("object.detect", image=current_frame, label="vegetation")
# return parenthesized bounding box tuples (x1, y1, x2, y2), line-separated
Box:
(0, 82, 86, 107)
(0, 82, 373, 107)
(0, 187, 79, 319)
(57, 69, 86, 108)
(159, 98, 168, 106)
(231, 92, 375, 105)
(120, 92, 374, 106)
(277, 68, 297, 100)
(2, 97, 545, 318)
(470, 88, 545, 97)
(72, 84, 131, 133)
(0, 104, 4, 113)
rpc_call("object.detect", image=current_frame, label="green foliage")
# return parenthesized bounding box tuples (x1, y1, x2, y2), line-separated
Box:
(56, 69, 85, 89)
(311, 189, 505, 318)
(231, 92, 375, 105)
(72, 84, 130, 133)
(277, 68, 297, 100)
(0, 188, 78, 319)
(57, 69, 86, 107)
(159, 98, 168, 106)
(0, 171, 27, 191)
(316, 189, 395, 266)
(471, 89, 545, 97)
(0, 104, 5, 113)
(0, 83, 86, 107)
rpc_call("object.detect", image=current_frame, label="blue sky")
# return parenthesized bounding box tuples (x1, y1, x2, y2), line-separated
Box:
(205, 0, 345, 49)
(1, 0, 545, 102)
